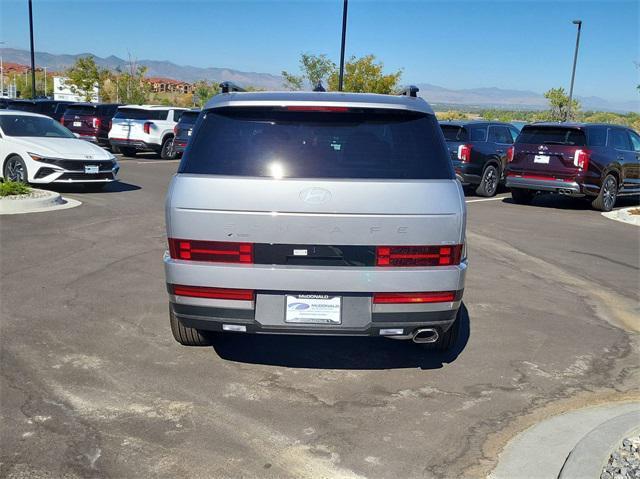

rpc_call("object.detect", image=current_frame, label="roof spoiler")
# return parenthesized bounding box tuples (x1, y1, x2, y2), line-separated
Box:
(399, 85, 419, 98)
(219, 81, 246, 94)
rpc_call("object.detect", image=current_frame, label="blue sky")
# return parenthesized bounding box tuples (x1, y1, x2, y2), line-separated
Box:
(1, 0, 638, 102)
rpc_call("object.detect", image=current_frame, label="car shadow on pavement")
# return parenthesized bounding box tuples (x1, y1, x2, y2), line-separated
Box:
(502, 193, 639, 210)
(41, 181, 141, 194)
(211, 304, 470, 370)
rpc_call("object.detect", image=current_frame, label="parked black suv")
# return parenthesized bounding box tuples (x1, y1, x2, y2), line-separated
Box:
(7, 99, 74, 121)
(172, 109, 200, 156)
(440, 120, 520, 196)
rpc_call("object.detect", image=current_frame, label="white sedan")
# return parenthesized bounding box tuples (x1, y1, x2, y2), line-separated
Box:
(0, 110, 119, 191)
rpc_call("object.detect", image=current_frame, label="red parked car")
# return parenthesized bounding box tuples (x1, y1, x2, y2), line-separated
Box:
(506, 123, 640, 211)
(61, 103, 121, 147)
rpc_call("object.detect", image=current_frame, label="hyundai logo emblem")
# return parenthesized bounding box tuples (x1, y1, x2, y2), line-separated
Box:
(299, 187, 332, 204)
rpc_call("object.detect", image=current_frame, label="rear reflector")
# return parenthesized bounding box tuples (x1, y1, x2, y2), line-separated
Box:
(168, 238, 253, 263)
(376, 245, 463, 267)
(285, 106, 349, 112)
(373, 292, 456, 304)
(170, 284, 254, 301)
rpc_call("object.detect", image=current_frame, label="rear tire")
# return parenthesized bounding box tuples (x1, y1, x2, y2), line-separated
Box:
(169, 308, 212, 346)
(419, 310, 460, 352)
(591, 174, 618, 212)
(160, 137, 176, 160)
(119, 147, 137, 158)
(511, 188, 535, 205)
(475, 164, 499, 197)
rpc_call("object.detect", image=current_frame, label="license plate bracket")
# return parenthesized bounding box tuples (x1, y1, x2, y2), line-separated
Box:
(85, 165, 99, 174)
(285, 294, 342, 324)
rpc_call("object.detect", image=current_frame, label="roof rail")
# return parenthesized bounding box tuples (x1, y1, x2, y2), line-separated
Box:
(399, 85, 419, 98)
(219, 81, 245, 94)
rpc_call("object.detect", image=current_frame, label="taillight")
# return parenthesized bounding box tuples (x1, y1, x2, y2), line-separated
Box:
(143, 121, 153, 134)
(59, 116, 64, 125)
(506, 146, 515, 162)
(574, 149, 590, 171)
(108, 120, 112, 130)
(170, 284, 254, 301)
(457, 144, 472, 163)
(373, 291, 457, 304)
(92, 117, 101, 129)
(173, 125, 178, 134)
(168, 239, 253, 263)
(376, 245, 463, 267)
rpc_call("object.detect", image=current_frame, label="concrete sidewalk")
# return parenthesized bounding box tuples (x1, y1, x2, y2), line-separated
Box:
(490, 402, 640, 479)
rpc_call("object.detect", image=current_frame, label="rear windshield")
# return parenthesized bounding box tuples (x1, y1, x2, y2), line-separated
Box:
(179, 111, 200, 125)
(65, 105, 97, 116)
(516, 126, 586, 146)
(8, 102, 38, 112)
(440, 125, 468, 142)
(114, 108, 168, 120)
(180, 107, 453, 180)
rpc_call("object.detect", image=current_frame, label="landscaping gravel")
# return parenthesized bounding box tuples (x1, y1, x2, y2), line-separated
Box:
(601, 435, 640, 479)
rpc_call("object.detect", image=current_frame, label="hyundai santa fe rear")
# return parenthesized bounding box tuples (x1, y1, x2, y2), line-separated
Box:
(164, 87, 468, 350)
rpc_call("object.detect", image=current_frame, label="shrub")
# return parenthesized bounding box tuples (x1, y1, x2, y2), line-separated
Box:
(0, 180, 31, 197)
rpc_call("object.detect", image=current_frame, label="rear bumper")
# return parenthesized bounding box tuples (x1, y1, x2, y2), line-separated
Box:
(170, 299, 460, 337)
(110, 138, 160, 152)
(164, 253, 466, 336)
(506, 175, 584, 197)
(453, 161, 482, 186)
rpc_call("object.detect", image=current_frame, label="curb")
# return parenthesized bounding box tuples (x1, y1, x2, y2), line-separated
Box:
(490, 402, 640, 479)
(0, 189, 81, 215)
(558, 411, 640, 479)
(602, 207, 640, 226)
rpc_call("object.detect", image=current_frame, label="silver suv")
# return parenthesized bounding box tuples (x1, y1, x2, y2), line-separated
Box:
(163, 85, 467, 350)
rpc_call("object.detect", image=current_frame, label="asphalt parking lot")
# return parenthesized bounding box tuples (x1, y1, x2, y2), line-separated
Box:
(1, 157, 639, 479)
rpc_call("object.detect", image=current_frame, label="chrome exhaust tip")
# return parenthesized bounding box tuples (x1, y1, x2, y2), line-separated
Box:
(412, 328, 439, 344)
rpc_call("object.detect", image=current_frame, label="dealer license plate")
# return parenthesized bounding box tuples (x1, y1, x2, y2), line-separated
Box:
(534, 155, 550, 164)
(85, 165, 99, 174)
(285, 295, 341, 324)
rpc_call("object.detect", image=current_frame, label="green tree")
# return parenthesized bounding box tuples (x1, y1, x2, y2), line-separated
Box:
(193, 80, 218, 107)
(282, 53, 335, 90)
(65, 56, 104, 102)
(328, 55, 402, 94)
(112, 62, 150, 105)
(544, 87, 580, 121)
(283, 53, 402, 94)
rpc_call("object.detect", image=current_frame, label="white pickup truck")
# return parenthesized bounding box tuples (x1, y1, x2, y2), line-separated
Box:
(108, 105, 186, 159)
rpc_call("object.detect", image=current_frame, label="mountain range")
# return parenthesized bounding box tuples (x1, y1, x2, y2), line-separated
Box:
(1, 48, 637, 113)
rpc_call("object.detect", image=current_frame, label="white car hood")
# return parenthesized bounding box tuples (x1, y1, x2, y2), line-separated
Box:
(10, 137, 112, 160)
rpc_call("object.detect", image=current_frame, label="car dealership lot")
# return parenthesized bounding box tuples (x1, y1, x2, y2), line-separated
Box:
(1, 158, 638, 479)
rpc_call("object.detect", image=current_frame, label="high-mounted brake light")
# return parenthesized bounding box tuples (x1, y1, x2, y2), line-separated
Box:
(170, 284, 254, 301)
(285, 106, 349, 112)
(457, 144, 472, 163)
(143, 121, 153, 134)
(574, 149, 590, 170)
(92, 117, 101, 129)
(168, 239, 253, 263)
(506, 146, 515, 162)
(376, 245, 463, 267)
(373, 291, 457, 304)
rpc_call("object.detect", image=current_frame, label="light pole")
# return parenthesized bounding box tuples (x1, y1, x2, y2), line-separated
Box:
(0, 41, 5, 98)
(338, 0, 348, 91)
(28, 0, 36, 98)
(567, 19, 582, 120)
